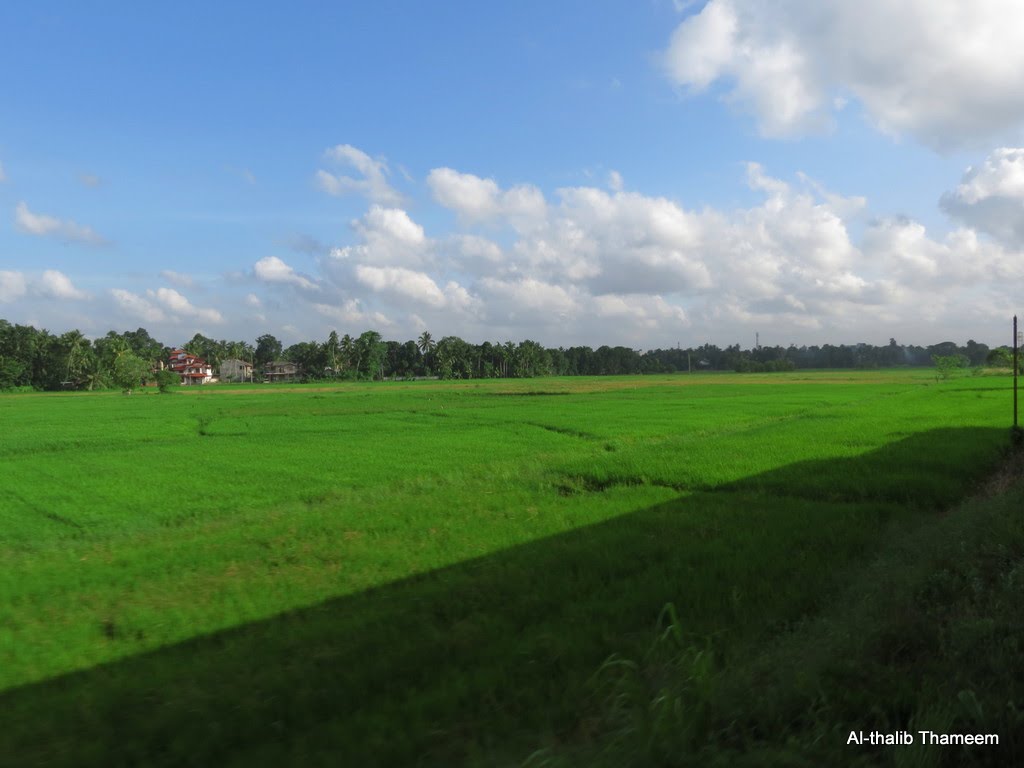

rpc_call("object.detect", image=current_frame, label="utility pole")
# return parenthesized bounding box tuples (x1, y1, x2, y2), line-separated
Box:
(1015, 315, 1019, 430)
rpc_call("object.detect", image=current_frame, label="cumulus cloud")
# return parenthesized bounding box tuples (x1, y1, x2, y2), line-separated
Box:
(592, 293, 689, 329)
(326, 206, 431, 271)
(662, 0, 1024, 148)
(254, 256, 320, 291)
(316, 144, 402, 204)
(355, 265, 448, 309)
(940, 148, 1024, 247)
(478, 277, 579, 321)
(427, 167, 546, 230)
(37, 270, 89, 300)
(111, 289, 167, 323)
(14, 202, 108, 245)
(42, 153, 1020, 347)
(863, 217, 1023, 287)
(312, 299, 391, 328)
(0, 271, 28, 302)
(146, 287, 223, 324)
(313, 161, 919, 342)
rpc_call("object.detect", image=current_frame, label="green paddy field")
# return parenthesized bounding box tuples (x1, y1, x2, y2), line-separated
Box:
(2, 370, 1023, 766)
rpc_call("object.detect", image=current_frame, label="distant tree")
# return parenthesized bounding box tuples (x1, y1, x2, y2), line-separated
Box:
(932, 354, 968, 380)
(515, 340, 551, 378)
(417, 331, 436, 374)
(284, 341, 327, 379)
(94, 332, 130, 368)
(339, 334, 356, 376)
(124, 327, 165, 364)
(325, 330, 341, 375)
(184, 333, 224, 366)
(986, 348, 1013, 368)
(80, 355, 110, 391)
(112, 353, 151, 394)
(395, 340, 421, 378)
(59, 330, 90, 385)
(964, 339, 990, 367)
(356, 331, 386, 379)
(417, 331, 435, 356)
(255, 334, 282, 369)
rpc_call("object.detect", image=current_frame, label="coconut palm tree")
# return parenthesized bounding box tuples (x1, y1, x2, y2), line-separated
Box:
(417, 331, 435, 356)
(325, 330, 341, 375)
(339, 334, 355, 375)
(417, 331, 436, 376)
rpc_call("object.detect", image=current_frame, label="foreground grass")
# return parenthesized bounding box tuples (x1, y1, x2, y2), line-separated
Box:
(0, 370, 1018, 765)
(543, 454, 1024, 768)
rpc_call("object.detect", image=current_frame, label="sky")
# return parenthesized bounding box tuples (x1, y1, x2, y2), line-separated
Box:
(2, 0, 1024, 349)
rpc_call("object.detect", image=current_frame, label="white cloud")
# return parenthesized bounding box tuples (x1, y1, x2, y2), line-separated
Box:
(316, 144, 402, 204)
(940, 148, 1024, 247)
(327, 206, 432, 270)
(0, 271, 28, 302)
(147, 287, 223, 324)
(0, 161, 6, 183)
(592, 293, 689, 330)
(531, 186, 712, 294)
(14, 202, 108, 245)
(427, 167, 546, 230)
(17, 151, 1019, 347)
(447, 234, 506, 274)
(428, 167, 502, 219)
(478, 277, 578, 320)
(355, 266, 448, 309)
(662, 0, 1024, 148)
(356, 205, 426, 248)
(863, 218, 1023, 287)
(37, 270, 89, 300)
(78, 173, 101, 188)
(253, 256, 320, 291)
(110, 289, 167, 323)
(312, 299, 391, 328)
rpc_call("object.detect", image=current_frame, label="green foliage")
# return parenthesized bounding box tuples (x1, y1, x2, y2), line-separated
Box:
(154, 368, 179, 393)
(932, 353, 969, 380)
(355, 330, 385, 379)
(254, 333, 282, 368)
(111, 352, 151, 394)
(734, 356, 796, 373)
(0, 315, 1015, 389)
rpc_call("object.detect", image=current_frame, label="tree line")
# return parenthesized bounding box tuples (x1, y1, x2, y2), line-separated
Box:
(0, 317, 1013, 391)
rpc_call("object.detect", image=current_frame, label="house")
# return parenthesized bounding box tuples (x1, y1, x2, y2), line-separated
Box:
(264, 360, 300, 383)
(220, 358, 254, 383)
(168, 349, 214, 385)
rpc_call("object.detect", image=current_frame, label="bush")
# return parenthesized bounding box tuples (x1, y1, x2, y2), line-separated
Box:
(932, 354, 968, 380)
(155, 369, 179, 393)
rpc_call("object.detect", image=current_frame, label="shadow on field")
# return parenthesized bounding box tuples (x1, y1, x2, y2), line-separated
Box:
(0, 427, 1006, 768)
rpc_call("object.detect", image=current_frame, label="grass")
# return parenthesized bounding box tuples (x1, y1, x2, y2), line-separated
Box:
(0, 369, 1020, 766)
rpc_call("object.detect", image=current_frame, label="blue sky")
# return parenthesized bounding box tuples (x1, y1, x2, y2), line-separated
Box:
(2, 1, 1023, 348)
